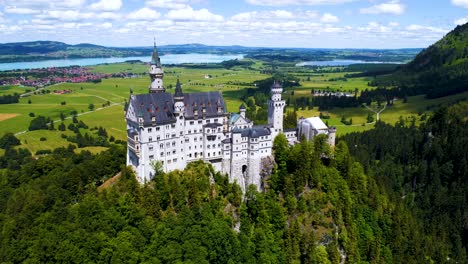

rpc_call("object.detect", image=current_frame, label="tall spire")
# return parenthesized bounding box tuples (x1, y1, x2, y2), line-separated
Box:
(149, 37, 164, 93)
(150, 36, 161, 67)
(174, 78, 184, 99)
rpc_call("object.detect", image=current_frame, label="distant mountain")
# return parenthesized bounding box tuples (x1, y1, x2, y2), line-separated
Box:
(0, 41, 148, 63)
(372, 23, 468, 98)
(0, 40, 421, 64)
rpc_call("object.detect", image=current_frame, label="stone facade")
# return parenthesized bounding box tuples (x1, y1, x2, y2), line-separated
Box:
(126, 43, 335, 192)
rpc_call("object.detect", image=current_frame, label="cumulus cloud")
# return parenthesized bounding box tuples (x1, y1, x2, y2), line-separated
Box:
(89, 0, 123, 11)
(320, 13, 339, 23)
(166, 6, 223, 21)
(2, 0, 86, 10)
(36, 10, 92, 21)
(452, 0, 468, 8)
(406, 24, 447, 33)
(127, 8, 161, 20)
(35, 10, 120, 21)
(4, 7, 40, 14)
(146, 0, 190, 9)
(231, 10, 294, 21)
(99, 22, 113, 29)
(454, 16, 468, 25)
(0, 24, 22, 34)
(245, 0, 356, 5)
(360, 0, 405, 15)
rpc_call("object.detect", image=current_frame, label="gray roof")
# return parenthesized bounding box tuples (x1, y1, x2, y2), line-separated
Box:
(174, 79, 183, 98)
(183, 91, 227, 119)
(128, 90, 227, 125)
(205, 123, 223, 128)
(130, 92, 176, 125)
(271, 80, 282, 89)
(284, 128, 297, 132)
(232, 125, 271, 138)
(239, 103, 246, 110)
(127, 128, 138, 138)
(229, 113, 251, 124)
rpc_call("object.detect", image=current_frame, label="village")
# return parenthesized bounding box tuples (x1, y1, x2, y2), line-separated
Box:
(0, 66, 137, 88)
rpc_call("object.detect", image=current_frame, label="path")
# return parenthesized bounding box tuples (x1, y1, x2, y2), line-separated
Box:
(14, 102, 124, 136)
(20, 83, 64, 97)
(364, 103, 387, 121)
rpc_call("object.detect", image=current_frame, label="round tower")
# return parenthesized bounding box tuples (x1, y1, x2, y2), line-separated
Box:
(328, 126, 336, 147)
(268, 80, 286, 137)
(149, 40, 165, 93)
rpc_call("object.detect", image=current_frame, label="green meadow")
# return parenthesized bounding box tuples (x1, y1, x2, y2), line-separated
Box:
(1, 61, 466, 154)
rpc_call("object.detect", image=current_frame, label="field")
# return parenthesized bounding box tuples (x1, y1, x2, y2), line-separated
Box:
(0, 62, 268, 153)
(1, 61, 466, 154)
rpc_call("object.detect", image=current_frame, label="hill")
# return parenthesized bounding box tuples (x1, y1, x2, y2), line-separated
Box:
(0, 40, 420, 64)
(0, 41, 146, 63)
(0, 102, 466, 263)
(371, 22, 468, 98)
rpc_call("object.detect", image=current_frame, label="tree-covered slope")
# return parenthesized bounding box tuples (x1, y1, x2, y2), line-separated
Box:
(1, 102, 466, 263)
(372, 23, 468, 98)
(341, 102, 468, 262)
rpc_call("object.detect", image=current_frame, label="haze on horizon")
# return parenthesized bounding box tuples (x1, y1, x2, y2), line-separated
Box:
(0, 0, 467, 49)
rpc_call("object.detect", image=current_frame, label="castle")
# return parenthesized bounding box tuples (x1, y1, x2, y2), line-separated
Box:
(125, 43, 336, 192)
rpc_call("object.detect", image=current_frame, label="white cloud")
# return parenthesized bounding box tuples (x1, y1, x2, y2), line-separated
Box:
(245, 0, 356, 5)
(36, 10, 121, 21)
(37, 10, 91, 21)
(357, 22, 392, 33)
(146, 0, 190, 9)
(0, 24, 21, 33)
(2, 0, 86, 10)
(320, 13, 339, 23)
(127, 8, 161, 20)
(166, 6, 223, 21)
(360, 0, 405, 15)
(452, 0, 468, 8)
(89, 0, 123, 11)
(99, 22, 113, 29)
(406, 24, 447, 33)
(4, 7, 40, 14)
(454, 16, 468, 25)
(231, 10, 294, 21)
(388, 22, 399, 27)
(95, 12, 120, 20)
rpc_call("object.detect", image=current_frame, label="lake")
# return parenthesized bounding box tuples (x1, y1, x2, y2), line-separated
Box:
(0, 53, 245, 71)
(296, 59, 403, 66)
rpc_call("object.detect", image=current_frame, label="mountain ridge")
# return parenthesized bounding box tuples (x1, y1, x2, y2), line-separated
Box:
(372, 22, 468, 98)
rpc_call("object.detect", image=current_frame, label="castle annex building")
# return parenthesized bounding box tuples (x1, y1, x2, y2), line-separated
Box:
(125, 43, 336, 192)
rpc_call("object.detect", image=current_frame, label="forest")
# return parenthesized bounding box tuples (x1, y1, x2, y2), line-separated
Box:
(371, 23, 468, 99)
(0, 101, 466, 263)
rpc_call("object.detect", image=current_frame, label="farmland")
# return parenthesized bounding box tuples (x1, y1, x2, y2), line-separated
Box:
(1, 61, 466, 154)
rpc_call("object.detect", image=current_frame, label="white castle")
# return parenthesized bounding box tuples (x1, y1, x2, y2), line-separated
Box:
(125, 43, 336, 192)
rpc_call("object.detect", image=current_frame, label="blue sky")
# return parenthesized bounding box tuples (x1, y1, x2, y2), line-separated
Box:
(0, 0, 466, 48)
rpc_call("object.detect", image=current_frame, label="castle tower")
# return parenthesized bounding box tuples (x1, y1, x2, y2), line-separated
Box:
(174, 78, 184, 114)
(149, 40, 164, 93)
(239, 103, 246, 118)
(268, 81, 285, 138)
(328, 127, 336, 147)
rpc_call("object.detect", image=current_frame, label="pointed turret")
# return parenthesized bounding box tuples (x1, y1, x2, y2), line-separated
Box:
(149, 38, 165, 93)
(174, 78, 185, 114)
(174, 78, 184, 99)
(150, 39, 161, 67)
(239, 103, 246, 118)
